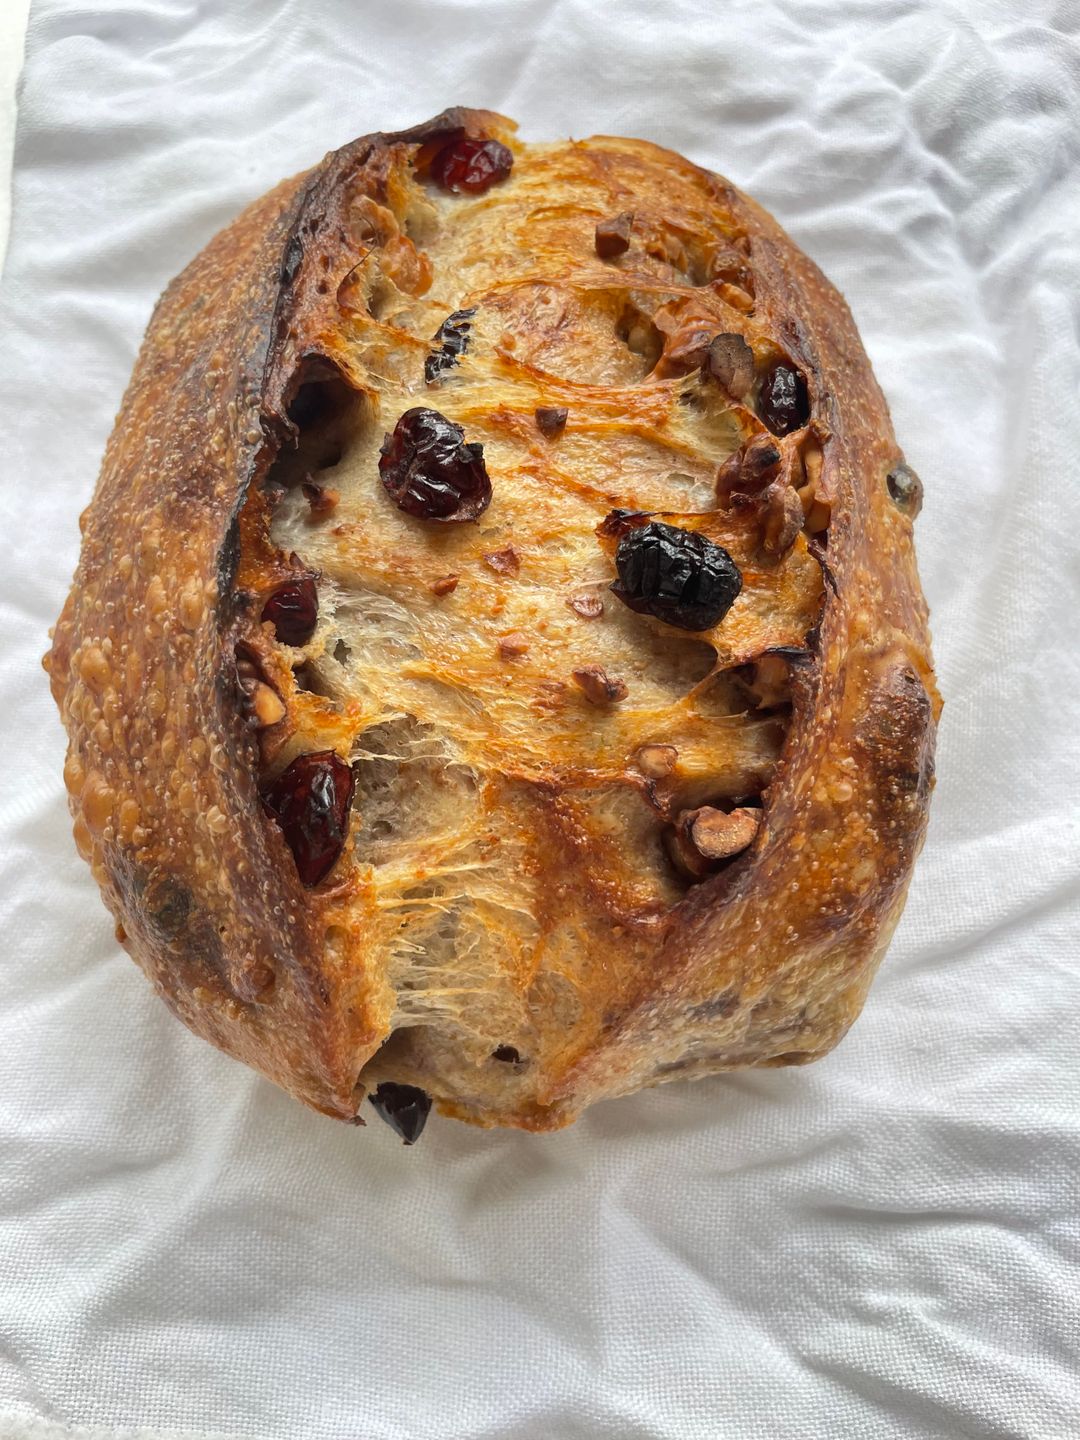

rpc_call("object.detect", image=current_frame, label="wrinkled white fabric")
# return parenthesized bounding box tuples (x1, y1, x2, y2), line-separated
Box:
(2, 1, 1079, 1437)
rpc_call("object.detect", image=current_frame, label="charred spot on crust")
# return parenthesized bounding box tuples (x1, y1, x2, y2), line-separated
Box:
(143, 876, 193, 942)
(216, 515, 242, 606)
(690, 988, 741, 1020)
(280, 234, 304, 285)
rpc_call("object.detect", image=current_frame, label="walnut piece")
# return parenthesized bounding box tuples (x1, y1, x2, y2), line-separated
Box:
(595, 212, 633, 259)
(484, 546, 521, 577)
(535, 406, 568, 437)
(689, 805, 760, 859)
(634, 743, 678, 778)
(705, 332, 755, 400)
(302, 480, 340, 519)
(761, 481, 803, 559)
(566, 591, 604, 620)
(716, 432, 782, 504)
(667, 803, 761, 878)
(572, 665, 628, 705)
(497, 632, 530, 659)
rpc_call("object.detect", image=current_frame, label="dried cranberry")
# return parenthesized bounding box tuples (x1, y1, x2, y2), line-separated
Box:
(491, 1045, 523, 1063)
(369, 1082, 431, 1144)
(430, 137, 513, 195)
(379, 407, 492, 522)
(611, 521, 742, 631)
(425, 308, 477, 384)
(759, 363, 810, 435)
(262, 751, 356, 887)
(261, 577, 318, 646)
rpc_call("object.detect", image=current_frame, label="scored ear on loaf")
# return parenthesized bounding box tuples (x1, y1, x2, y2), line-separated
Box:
(46, 108, 939, 1139)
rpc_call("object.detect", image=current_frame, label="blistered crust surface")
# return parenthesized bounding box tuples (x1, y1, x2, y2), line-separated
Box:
(48, 110, 938, 1131)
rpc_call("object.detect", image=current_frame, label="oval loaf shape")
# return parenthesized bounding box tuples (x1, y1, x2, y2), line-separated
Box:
(47, 109, 939, 1135)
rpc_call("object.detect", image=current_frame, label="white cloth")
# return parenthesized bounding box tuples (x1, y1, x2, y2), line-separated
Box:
(2, 1, 1079, 1436)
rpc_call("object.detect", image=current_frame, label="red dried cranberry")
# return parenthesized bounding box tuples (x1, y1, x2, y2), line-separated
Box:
(611, 521, 742, 631)
(369, 1082, 431, 1144)
(430, 138, 513, 195)
(425, 308, 477, 384)
(262, 751, 355, 887)
(262, 577, 318, 646)
(759, 363, 809, 435)
(379, 407, 492, 522)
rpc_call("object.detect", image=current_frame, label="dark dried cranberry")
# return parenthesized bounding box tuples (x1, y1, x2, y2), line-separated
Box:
(261, 577, 318, 646)
(612, 521, 742, 631)
(262, 751, 356, 887)
(492, 1045, 523, 1063)
(369, 1082, 432, 1144)
(425, 308, 477, 384)
(887, 461, 923, 517)
(759, 363, 810, 435)
(430, 137, 513, 195)
(379, 407, 492, 522)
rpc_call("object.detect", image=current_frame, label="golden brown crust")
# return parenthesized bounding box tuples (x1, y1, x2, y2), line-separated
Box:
(47, 109, 939, 1132)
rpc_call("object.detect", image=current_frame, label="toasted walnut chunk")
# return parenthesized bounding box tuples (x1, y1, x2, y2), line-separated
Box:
(572, 665, 628, 705)
(634, 744, 678, 778)
(595, 212, 633, 258)
(667, 804, 761, 879)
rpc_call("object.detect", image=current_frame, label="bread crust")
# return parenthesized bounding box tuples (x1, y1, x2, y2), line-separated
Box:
(47, 109, 939, 1131)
